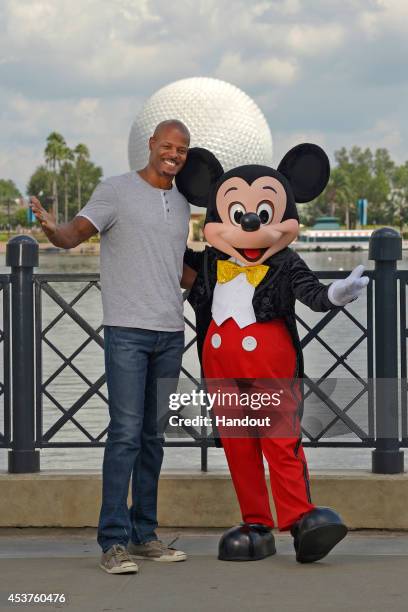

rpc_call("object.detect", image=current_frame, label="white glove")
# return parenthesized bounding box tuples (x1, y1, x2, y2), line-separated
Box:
(328, 264, 369, 307)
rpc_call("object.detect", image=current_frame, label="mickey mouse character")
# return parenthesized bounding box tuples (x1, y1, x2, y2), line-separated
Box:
(177, 144, 368, 563)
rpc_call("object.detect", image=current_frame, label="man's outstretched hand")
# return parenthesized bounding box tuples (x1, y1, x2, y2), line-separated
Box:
(328, 264, 369, 306)
(28, 196, 98, 248)
(29, 196, 56, 235)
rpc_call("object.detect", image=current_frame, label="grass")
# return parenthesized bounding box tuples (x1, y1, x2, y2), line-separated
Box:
(0, 231, 100, 244)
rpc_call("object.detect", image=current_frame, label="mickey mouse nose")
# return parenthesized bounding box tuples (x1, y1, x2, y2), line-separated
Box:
(241, 213, 261, 232)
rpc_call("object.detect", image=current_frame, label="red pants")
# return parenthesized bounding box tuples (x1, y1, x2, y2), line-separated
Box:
(203, 318, 315, 530)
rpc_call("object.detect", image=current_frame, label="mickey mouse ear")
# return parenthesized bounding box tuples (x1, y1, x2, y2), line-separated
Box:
(277, 143, 330, 203)
(175, 147, 224, 207)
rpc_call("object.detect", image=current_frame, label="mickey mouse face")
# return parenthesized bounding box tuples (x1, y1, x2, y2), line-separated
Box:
(176, 143, 330, 265)
(205, 171, 293, 264)
(217, 176, 287, 227)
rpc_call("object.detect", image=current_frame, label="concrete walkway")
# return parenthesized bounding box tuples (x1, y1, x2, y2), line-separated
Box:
(1, 528, 408, 612)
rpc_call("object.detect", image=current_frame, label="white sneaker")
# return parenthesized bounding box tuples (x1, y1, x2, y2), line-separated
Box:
(99, 544, 139, 574)
(128, 539, 187, 562)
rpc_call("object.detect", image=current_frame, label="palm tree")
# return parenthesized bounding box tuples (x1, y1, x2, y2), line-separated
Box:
(60, 145, 74, 223)
(73, 144, 90, 212)
(44, 132, 66, 222)
(326, 169, 354, 228)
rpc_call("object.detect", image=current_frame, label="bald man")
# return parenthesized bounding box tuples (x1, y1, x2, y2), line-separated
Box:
(30, 120, 191, 573)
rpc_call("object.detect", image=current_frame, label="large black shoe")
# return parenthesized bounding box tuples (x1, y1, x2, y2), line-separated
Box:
(218, 524, 276, 561)
(291, 507, 348, 564)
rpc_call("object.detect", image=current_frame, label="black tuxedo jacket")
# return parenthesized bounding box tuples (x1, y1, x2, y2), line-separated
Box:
(184, 245, 336, 378)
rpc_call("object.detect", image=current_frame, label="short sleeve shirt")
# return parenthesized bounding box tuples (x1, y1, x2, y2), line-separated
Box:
(77, 171, 190, 331)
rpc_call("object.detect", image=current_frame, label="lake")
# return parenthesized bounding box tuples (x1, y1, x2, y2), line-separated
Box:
(1, 249, 407, 472)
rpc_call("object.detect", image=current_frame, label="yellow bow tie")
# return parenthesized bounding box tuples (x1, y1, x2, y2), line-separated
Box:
(217, 260, 269, 287)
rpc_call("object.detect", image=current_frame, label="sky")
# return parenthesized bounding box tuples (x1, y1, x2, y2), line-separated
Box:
(0, 0, 407, 194)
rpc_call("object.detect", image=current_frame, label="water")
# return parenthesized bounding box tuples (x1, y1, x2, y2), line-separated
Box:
(1, 249, 407, 472)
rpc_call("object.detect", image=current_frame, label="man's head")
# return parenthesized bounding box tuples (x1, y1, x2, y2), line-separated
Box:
(148, 120, 190, 179)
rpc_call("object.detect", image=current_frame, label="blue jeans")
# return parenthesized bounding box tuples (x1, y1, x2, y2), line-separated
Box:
(97, 325, 184, 552)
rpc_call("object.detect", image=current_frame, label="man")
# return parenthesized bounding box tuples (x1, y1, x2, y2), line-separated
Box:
(30, 120, 191, 574)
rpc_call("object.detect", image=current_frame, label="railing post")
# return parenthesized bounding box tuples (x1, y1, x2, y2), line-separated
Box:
(369, 227, 404, 474)
(6, 235, 40, 473)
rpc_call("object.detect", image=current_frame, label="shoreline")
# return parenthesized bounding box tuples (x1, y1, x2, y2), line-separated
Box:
(1, 240, 407, 255)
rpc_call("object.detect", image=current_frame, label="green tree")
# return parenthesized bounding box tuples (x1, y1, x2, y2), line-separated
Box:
(0, 179, 22, 229)
(374, 148, 395, 180)
(303, 146, 403, 227)
(73, 143, 90, 212)
(69, 157, 102, 217)
(337, 147, 372, 224)
(307, 165, 355, 227)
(56, 156, 102, 218)
(299, 196, 328, 227)
(367, 171, 392, 225)
(0, 178, 21, 201)
(60, 145, 74, 223)
(27, 165, 52, 200)
(44, 132, 66, 223)
(330, 168, 354, 228)
(389, 163, 408, 231)
(29, 138, 103, 222)
(11, 207, 30, 228)
(347, 146, 373, 196)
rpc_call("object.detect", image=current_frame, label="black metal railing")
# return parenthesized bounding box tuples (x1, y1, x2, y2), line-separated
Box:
(0, 275, 10, 450)
(0, 229, 406, 474)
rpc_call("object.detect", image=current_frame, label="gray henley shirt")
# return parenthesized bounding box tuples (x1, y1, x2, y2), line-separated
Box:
(77, 171, 190, 331)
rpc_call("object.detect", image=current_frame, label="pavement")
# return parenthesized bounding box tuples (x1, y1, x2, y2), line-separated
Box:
(1, 528, 408, 612)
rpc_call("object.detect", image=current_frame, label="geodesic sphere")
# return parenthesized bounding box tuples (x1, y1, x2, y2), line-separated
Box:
(128, 77, 273, 173)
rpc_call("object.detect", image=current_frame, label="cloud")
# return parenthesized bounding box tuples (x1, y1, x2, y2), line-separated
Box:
(281, 0, 301, 15)
(0, 0, 203, 100)
(0, 92, 141, 190)
(359, 0, 408, 38)
(356, 117, 403, 152)
(215, 53, 298, 88)
(0, 0, 407, 193)
(287, 23, 345, 55)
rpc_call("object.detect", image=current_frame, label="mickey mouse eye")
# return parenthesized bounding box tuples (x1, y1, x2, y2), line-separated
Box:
(229, 202, 246, 226)
(257, 201, 274, 225)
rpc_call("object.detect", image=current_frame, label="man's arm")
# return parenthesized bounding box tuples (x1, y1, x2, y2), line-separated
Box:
(180, 247, 205, 289)
(181, 263, 198, 289)
(29, 196, 98, 248)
